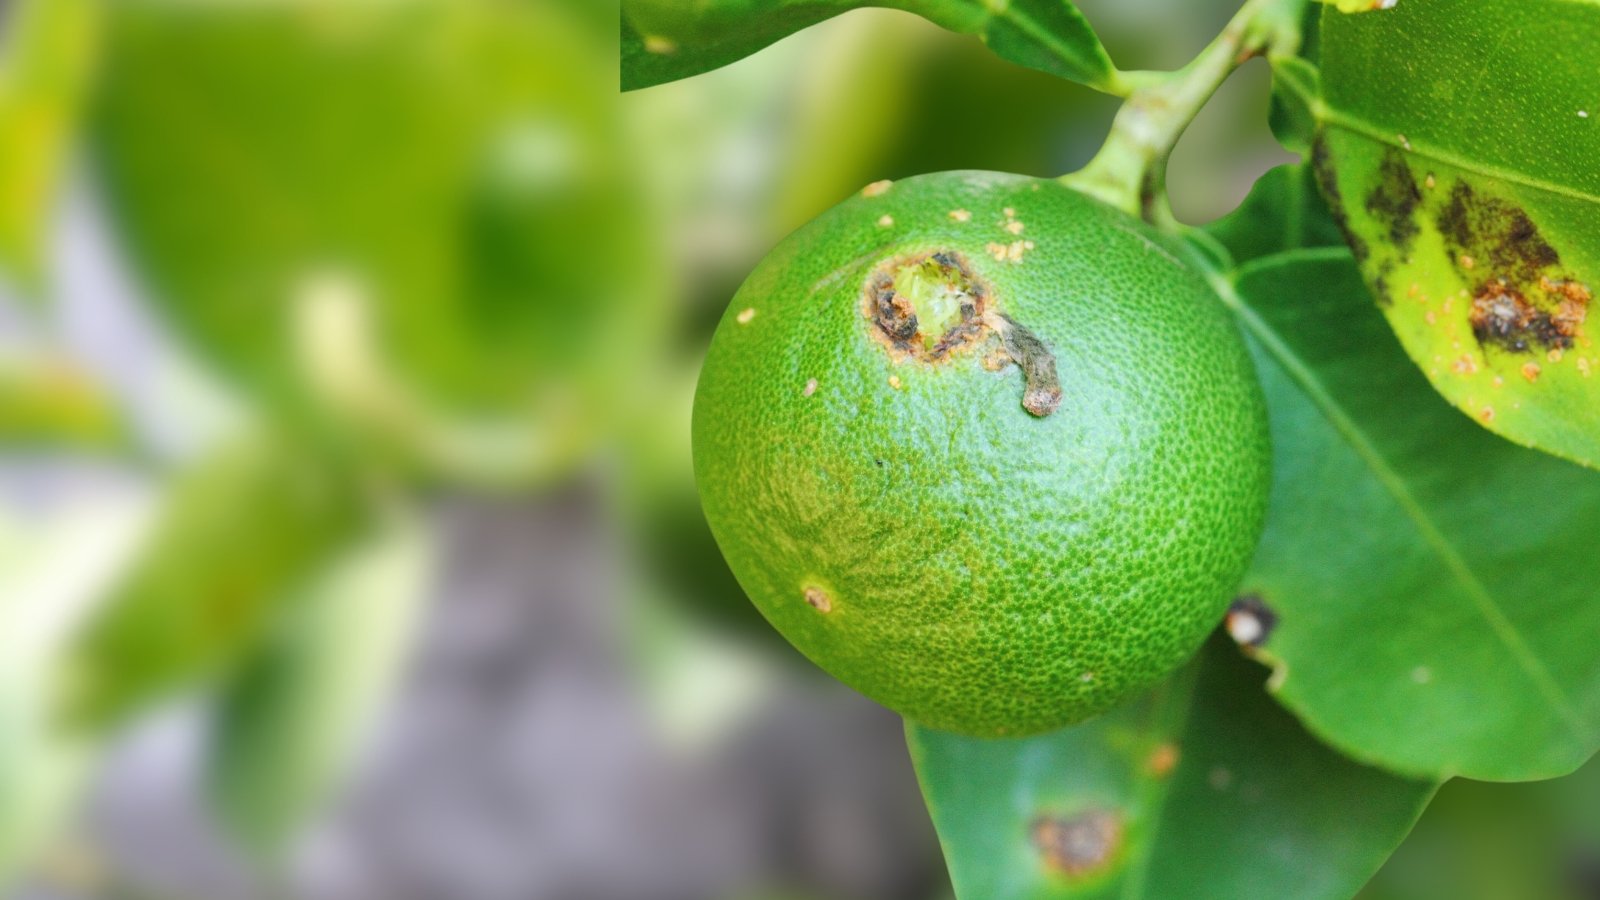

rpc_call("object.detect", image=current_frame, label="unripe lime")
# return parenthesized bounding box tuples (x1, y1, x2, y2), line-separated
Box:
(693, 171, 1270, 736)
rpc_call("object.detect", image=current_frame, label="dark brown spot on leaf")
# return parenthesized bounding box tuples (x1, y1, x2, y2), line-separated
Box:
(1311, 134, 1370, 266)
(1365, 148, 1422, 253)
(1032, 810, 1123, 879)
(1439, 182, 1562, 285)
(1226, 594, 1277, 650)
(1470, 279, 1588, 353)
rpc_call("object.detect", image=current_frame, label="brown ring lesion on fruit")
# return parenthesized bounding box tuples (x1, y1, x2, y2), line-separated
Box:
(862, 249, 1061, 417)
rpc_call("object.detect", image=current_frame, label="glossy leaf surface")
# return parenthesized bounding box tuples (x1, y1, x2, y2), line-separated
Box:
(621, 0, 1116, 93)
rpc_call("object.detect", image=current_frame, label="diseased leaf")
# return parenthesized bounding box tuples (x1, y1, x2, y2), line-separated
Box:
(908, 636, 1433, 900)
(210, 506, 434, 852)
(67, 433, 369, 725)
(0, 0, 98, 292)
(1314, 0, 1600, 469)
(1200, 165, 1600, 781)
(621, 0, 1116, 93)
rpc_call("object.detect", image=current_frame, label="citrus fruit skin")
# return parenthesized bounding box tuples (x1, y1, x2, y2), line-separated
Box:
(693, 170, 1270, 736)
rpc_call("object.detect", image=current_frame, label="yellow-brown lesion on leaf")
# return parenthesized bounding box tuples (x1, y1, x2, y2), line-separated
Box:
(1468, 277, 1589, 354)
(1428, 180, 1592, 357)
(1031, 809, 1124, 880)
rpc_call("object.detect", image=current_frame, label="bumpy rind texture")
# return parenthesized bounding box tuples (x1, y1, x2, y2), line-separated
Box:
(693, 171, 1269, 736)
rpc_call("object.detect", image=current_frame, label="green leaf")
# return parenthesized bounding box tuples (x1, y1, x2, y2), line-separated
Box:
(92, 0, 660, 486)
(1206, 163, 1342, 267)
(907, 636, 1433, 900)
(0, 346, 126, 451)
(209, 505, 434, 852)
(1313, 0, 1600, 469)
(1200, 165, 1600, 781)
(0, 0, 98, 292)
(621, 0, 1117, 93)
(67, 433, 370, 725)
(1361, 753, 1600, 900)
(0, 481, 153, 884)
(1266, 55, 1318, 155)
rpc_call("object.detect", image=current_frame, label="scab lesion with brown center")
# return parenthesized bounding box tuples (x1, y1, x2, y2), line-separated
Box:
(1435, 180, 1591, 356)
(1322, 139, 1593, 352)
(1031, 809, 1124, 880)
(862, 249, 1061, 417)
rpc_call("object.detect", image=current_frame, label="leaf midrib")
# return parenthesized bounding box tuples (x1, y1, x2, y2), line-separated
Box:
(1209, 250, 1593, 745)
(1314, 105, 1600, 207)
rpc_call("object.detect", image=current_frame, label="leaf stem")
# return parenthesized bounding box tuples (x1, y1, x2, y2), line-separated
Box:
(1065, 0, 1309, 225)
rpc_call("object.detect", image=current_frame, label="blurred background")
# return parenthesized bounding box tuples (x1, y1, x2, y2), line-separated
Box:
(1, 1, 1595, 898)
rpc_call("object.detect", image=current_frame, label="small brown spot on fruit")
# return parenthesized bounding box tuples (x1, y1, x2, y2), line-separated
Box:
(948, 209, 972, 222)
(1004, 220, 1025, 235)
(1425, 173, 1437, 190)
(1480, 406, 1495, 423)
(1146, 743, 1180, 778)
(1521, 362, 1541, 382)
(877, 214, 894, 228)
(994, 314, 1062, 417)
(802, 378, 818, 397)
(803, 586, 832, 613)
(862, 179, 893, 198)
(1032, 810, 1123, 879)
(888, 374, 902, 390)
(1226, 594, 1277, 650)
(1460, 254, 1476, 270)
(736, 307, 756, 324)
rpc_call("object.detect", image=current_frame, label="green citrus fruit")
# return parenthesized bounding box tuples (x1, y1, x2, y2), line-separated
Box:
(692, 170, 1271, 736)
